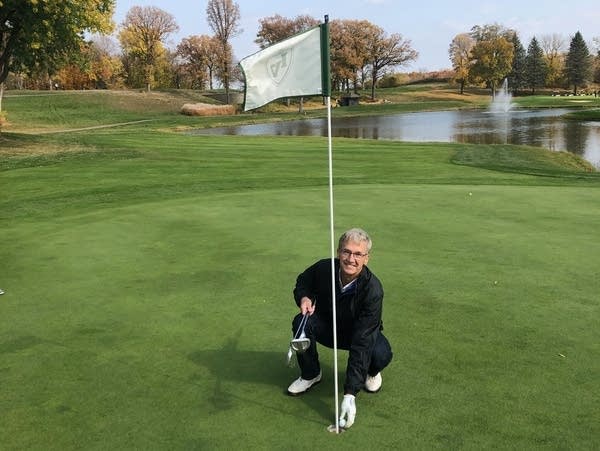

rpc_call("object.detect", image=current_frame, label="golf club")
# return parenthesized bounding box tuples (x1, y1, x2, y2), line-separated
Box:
(285, 313, 311, 366)
(290, 312, 311, 352)
(286, 345, 294, 367)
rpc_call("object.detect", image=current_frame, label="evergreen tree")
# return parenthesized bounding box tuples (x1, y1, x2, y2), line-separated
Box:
(565, 31, 592, 95)
(525, 37, 548, 94)
(508, 33, 527, 92)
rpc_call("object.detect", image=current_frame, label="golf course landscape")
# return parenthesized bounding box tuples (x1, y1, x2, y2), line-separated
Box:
(1, 86, 599, 449)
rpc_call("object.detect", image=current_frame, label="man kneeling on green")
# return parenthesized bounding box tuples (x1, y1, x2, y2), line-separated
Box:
(287, 228, 393, 428)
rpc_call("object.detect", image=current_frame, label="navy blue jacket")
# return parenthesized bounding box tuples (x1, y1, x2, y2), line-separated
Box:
(293, 258, 384, 395)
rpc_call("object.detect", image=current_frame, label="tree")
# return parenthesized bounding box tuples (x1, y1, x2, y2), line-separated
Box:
(366, 27, 418, 100)
(0, 0, 114, 111)
(118, 6, 178, 92)
(206, 0, 241, 103)
(329, 19, 379, 93)
(255, 14, 318, 48)
(469, 24, 514, 97)
(155, 48, 180, 89)
(525, 37, 548, 94)
(449, 33, 475, 94)
(565, 31, 592, 95)
(508, 33, 527, 93)
(176, 35, 220, 90)
(54, 36, 123, 89)
(470, 23, 509, 41)
(593, 37, 600, 84)
(88, 36, 125, 89)
(540, 33, 566, 87)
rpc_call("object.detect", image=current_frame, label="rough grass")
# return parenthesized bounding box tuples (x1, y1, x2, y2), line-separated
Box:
(1, 89, 218, 132)
(452, 143, 597, 175)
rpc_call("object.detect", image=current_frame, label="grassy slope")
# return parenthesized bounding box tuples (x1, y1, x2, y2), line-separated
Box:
(1, 87, 599, 449)
(4, 84, 599, 134)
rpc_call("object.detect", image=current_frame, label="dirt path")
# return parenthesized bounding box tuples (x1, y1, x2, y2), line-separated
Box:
(26, 119, 158, 134)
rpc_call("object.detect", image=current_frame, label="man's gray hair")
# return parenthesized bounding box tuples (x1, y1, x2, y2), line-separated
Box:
(338, 228, 372, 253)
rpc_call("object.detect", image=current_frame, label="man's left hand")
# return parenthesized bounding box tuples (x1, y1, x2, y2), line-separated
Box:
(339, 394, 356, 428)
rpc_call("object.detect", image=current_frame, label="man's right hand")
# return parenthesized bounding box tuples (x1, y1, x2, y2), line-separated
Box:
(300, 297, 315, 315)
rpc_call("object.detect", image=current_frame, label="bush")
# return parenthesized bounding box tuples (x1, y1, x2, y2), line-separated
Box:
(378, 73, 410, 88)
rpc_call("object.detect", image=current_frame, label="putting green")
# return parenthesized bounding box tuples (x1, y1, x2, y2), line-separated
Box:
(2, 176, 599, 448)
(2, 108, 600, 448)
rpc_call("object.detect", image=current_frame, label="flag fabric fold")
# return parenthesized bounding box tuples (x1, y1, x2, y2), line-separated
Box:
(239, 26, 324, 111)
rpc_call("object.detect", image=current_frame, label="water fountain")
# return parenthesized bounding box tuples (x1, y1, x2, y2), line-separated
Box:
(490, 78, 513, 113)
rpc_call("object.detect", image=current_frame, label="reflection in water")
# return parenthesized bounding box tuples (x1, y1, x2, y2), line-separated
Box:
(189, 108, 600, 168)
(583, 124, 600, 165)
(564, 120, 590, 158)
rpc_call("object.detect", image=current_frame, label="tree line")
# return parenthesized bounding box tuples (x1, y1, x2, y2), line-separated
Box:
(2, 0, 600, 113)
(1, 0, 417, 106)
(449, 23, 600, 96)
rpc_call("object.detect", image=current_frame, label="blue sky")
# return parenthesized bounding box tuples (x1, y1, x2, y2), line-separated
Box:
(113, 0, 600, 71)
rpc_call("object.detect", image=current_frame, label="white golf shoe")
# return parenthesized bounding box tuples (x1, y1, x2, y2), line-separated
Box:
(364, 372, 382, 393)
(287, 372, 322, 396)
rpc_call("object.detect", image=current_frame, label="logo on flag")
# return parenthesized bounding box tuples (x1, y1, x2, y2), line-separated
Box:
(268, 50, 292, 85)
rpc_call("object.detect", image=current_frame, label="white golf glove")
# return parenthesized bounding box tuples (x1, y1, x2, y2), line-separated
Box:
(339, 394, 356, 428)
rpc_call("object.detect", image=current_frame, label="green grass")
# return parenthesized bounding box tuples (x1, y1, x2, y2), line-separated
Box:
(513, 94, 600, 109)
(1, 89, 600, 449)
(564, 108, 600, 121)
(2, 90, 219, 132)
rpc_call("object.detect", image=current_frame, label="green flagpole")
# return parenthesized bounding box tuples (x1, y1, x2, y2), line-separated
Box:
(320, 16, 331, 97)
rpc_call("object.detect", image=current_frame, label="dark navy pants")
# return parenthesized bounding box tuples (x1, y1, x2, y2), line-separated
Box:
(292, 312, 393, 381)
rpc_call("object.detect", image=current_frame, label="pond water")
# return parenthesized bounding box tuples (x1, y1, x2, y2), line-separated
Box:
(189, 108, 600, 168)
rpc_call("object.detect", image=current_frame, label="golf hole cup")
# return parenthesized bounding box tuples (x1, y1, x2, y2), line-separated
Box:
(327, 424, 346, 434)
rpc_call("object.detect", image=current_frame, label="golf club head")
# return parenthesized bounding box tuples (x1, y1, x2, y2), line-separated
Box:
(290, 337, 311, 353)
(286, 346, 295, 367)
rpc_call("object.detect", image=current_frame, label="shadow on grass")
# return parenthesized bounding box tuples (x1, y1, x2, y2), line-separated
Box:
(0, 335, 46, 354)
(188, 330, 334, 424)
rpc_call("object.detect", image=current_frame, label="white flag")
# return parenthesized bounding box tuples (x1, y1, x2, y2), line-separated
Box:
(240, 26, 324, 111)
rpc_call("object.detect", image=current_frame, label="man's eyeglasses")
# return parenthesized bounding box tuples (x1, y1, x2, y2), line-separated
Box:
(340, 249, 368, 259)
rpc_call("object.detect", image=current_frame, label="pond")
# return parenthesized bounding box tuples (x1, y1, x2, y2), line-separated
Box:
(188, 108, 600, 169)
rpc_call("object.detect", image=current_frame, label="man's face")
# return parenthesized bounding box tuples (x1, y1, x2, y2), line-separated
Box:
(338, 239, 370, 281)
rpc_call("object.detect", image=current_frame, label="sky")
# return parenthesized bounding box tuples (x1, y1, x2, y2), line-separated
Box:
(112, 0, 600, 71)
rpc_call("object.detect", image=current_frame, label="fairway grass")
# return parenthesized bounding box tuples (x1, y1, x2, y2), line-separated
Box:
(1, 93, 600, 449)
